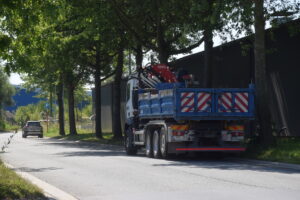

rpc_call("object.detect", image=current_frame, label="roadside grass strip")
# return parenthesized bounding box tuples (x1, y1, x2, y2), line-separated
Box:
(245, 137, 300, 164)
(3, 124, 19, 132)
(0, 161, 46, 200)
(44, 125, 123, 146)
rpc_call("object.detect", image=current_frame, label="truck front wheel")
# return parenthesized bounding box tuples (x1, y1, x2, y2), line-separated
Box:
(153, 130, 161, 159)
(125, 126, 137, 155)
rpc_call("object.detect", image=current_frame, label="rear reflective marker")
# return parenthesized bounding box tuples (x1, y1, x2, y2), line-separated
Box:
(176, 148, 246, 151)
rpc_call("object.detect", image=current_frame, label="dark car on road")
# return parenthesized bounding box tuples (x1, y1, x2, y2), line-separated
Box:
(22, 121, 43, 138)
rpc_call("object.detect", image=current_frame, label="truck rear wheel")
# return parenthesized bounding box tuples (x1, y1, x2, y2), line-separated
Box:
(160, 128, 169, 159)
(125, 126, 137, 155)
(145, 130, 153, 158)
(153, 130, 161, 159)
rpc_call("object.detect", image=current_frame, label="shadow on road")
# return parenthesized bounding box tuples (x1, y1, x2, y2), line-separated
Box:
(152, 155, 300, 174)
(37, 139, 144, 158)
(14, 166, 62, 173)
(39, 138, 300, 175)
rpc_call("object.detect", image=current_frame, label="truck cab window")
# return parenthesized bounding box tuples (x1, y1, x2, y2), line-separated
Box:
(126, 83, 130, 102)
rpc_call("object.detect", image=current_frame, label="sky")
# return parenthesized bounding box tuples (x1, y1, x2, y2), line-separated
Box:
(8, 39, 207, 86)
(9, 73, 24, 85)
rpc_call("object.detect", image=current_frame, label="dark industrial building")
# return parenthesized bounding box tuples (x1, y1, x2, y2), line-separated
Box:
(172, 19, 300, 136)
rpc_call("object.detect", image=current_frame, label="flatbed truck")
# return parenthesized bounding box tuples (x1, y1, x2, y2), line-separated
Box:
(124, 64, 255, 158)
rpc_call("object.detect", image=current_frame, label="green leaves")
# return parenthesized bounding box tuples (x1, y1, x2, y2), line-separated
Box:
(0, 67, 15, 111)
(0, 34, 11, 52)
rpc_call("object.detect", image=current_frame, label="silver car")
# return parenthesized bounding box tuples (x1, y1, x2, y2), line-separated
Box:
(22, 121, 43, 138)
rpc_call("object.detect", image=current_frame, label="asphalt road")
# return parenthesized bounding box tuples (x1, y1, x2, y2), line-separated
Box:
(0, 131, 15, 152)
(1, 132, 300, 200)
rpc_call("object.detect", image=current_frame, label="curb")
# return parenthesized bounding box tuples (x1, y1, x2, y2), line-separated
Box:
(228, 158, 300, 171)
(3, 162, 79, 200)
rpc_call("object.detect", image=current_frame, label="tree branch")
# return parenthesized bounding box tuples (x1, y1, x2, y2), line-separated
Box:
(171, 37, 205, 55)
(100, 70, 116, 82)
(166, 32, 183, 46)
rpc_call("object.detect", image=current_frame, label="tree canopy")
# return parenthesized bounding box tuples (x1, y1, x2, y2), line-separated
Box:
(1, 0, 299, 143)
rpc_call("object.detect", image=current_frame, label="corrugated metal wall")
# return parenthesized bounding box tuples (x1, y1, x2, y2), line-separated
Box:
(92, 81, 127, 133)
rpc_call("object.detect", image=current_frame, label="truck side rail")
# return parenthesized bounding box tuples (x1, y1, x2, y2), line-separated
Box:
(138, 84, 255, 120)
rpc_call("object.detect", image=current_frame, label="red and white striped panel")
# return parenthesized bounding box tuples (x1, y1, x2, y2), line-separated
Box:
(197, 92, 211, 112)
(234, 92, 249, 112)
(218, 93, 232, 112)
(180, 92, 195, 112)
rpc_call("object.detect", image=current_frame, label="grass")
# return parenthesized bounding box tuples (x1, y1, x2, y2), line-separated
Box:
(3, 124, 19, 132)
(244, 137, 300, 164)
(0, 160, 46, 200)
(44, 125, 123, 146)
(0, 121, 19, 132)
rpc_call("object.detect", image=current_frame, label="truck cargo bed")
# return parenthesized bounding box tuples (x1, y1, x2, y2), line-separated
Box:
(138, 84, 255, 120)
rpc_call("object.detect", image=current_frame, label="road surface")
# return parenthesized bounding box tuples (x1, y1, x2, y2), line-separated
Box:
(1, 132, 300, 200)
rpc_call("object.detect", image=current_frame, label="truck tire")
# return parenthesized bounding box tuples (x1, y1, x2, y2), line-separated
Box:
(145, 130, 153, 158)
(160, 128, 169, 159)
(125, 126, 137, 155)
(153, 130, 162, 158)
(39, 134, 43, 138)
(22, 132, 27, 138)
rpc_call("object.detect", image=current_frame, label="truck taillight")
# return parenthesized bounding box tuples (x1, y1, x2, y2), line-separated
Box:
(226, 125, 244, 131)
(170, 125, 188, 136)
(170, 125, 189, 131)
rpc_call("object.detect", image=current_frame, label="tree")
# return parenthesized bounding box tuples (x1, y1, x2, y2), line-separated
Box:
(231, 0, 299, 143)
(112, 30, 125, 139)
(1, 0, 68, 136)
(56, 0, 121, 138)
(0, 67, 15, 129)
(190, 0, 226, 87)
(253, 0, 274, 144)
(57, 75, 65, 135)
(111, 0, 205, 64)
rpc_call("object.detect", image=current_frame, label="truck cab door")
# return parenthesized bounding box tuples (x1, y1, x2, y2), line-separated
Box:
(125, 79, 138, 122)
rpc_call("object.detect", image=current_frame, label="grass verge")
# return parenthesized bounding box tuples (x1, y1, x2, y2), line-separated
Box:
(0, 160, 46, 200)
(44, 125, 123, 146)
(244, 137, 300, 164)
(0, 121, 19, 132)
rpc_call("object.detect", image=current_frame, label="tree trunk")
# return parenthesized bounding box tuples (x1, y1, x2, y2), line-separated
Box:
(67, 82, 77, 135)
(94, 50, 103, 139)
(158, 47, 169, 64)
(135, 43, 143, 68)
(56, 78, 65, 136)
(254, 0, 274, 144)
(155, 0, 169, 64)
(203, 28, 214, 88)
(112, 42, 124, 140)
(49, 88, 53, 117)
